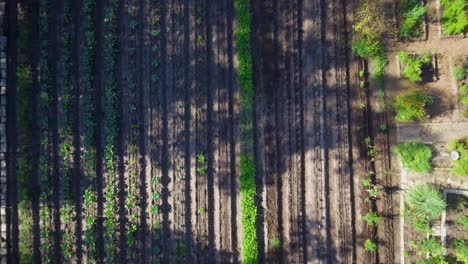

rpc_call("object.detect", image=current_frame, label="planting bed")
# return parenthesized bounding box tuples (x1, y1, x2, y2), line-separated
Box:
(7, 0, 454, 263)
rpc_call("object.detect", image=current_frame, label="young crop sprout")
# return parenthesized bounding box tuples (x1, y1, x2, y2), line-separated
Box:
(364, 239, 377, 252)
(363, 211, 381, 226)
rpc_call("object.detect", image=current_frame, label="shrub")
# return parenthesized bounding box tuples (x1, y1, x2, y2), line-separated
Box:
(405, 184, 446, 220)
(412, 216, 433, 234)
(399, 52, 432, 82)
(364, 239, 377, 252)
(399, 0, 428, 39)
(452, 239, 468, 263)
(394, 142, 432, 173)
(393, 89, 432, 122)
(447, 138, 468, 176)
(440, 0, 468, 35)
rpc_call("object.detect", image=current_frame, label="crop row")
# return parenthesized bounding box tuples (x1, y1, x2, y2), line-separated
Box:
(126, 2, 140, 261)
(235, 0, 258, 262)
(58, 0, 75, 260)
(353, 0, 388, 253)
(39, 1, 53, 262)
(81, 0, 98, 261)
(148, 0, 162, 260)
(103, 0, 119, 262)
(17, 6, 34, 262)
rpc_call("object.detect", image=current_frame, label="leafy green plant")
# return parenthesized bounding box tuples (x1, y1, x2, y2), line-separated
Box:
(440, 0, 468, 35)
(363, 212, 381, 226)
(352, 0, 385, 58)
(460, 85, 468, 105)
(454, 64, 468, 81)
(399, 52, 432, 82)
(456, 216, 468, 228)
(393, 89, 432, 122)
(405, 184, 446, 220)
(399, 0, 428, 39)
(394, 142, 432, 173)
(364, 239, 377, 252)
(452, 239, 468, 263)
(269, 237, 281, 250)
(410, 238, 444, 257)
(447, 138, 468, 176)
(412, 216, 433, 234)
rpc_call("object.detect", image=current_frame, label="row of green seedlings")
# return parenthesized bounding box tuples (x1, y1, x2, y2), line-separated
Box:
(362, 137, 383, 253)
(81, 0, 98, 261)
(58, 0, 75, 260)
(103, 0, 119, 263)
(39, 0, 53, 262)
(17, 5, 34, 262)
(148, 0, 162, 261)
(126, 1, 140, 260)
(236, 0, 258, 262)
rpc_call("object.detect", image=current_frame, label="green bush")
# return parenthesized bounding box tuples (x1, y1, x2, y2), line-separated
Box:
(395, 142, 432, 172)
(399, 0, 428, 39)
(399, 52, 432, 82)
(452, 239, 468, 263)
(447, 138, 468, 176)
(393, 89, 432, 122)
(405, 184, 446, 220)
(440, 0, 468, 35)
(352, 37, 385, 58)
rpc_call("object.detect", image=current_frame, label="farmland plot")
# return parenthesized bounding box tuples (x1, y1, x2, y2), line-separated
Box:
(4, 0, 400, 263)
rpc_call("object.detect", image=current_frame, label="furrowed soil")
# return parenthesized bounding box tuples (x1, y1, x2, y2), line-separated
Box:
(6, 0, 400, 263)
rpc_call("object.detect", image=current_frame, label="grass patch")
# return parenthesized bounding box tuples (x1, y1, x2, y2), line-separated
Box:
(399, 0, 427, 39)
(394, 142, 432, 173)
(393, 89, 432, 122)
(447, 138, 468, 176)
(440, 0, 468, 35)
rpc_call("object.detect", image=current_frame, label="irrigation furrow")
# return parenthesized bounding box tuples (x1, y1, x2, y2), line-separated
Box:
(301, 0, 326, 261)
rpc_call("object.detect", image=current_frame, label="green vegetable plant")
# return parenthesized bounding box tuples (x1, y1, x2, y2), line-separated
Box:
(452, 239, 468, 263)
(447, 138, 468, 176)
(393, 89, 432, 122)
(456, 216, 468, 228)
(394, 142, 432, 173)
(364, 239, 377, 252)
(440, 0, 468, 35)
(399, 0, 428, 39)
(410, 238, 444, 257)
(363, 212, 381, 226)
(399, 52, 432, 83)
